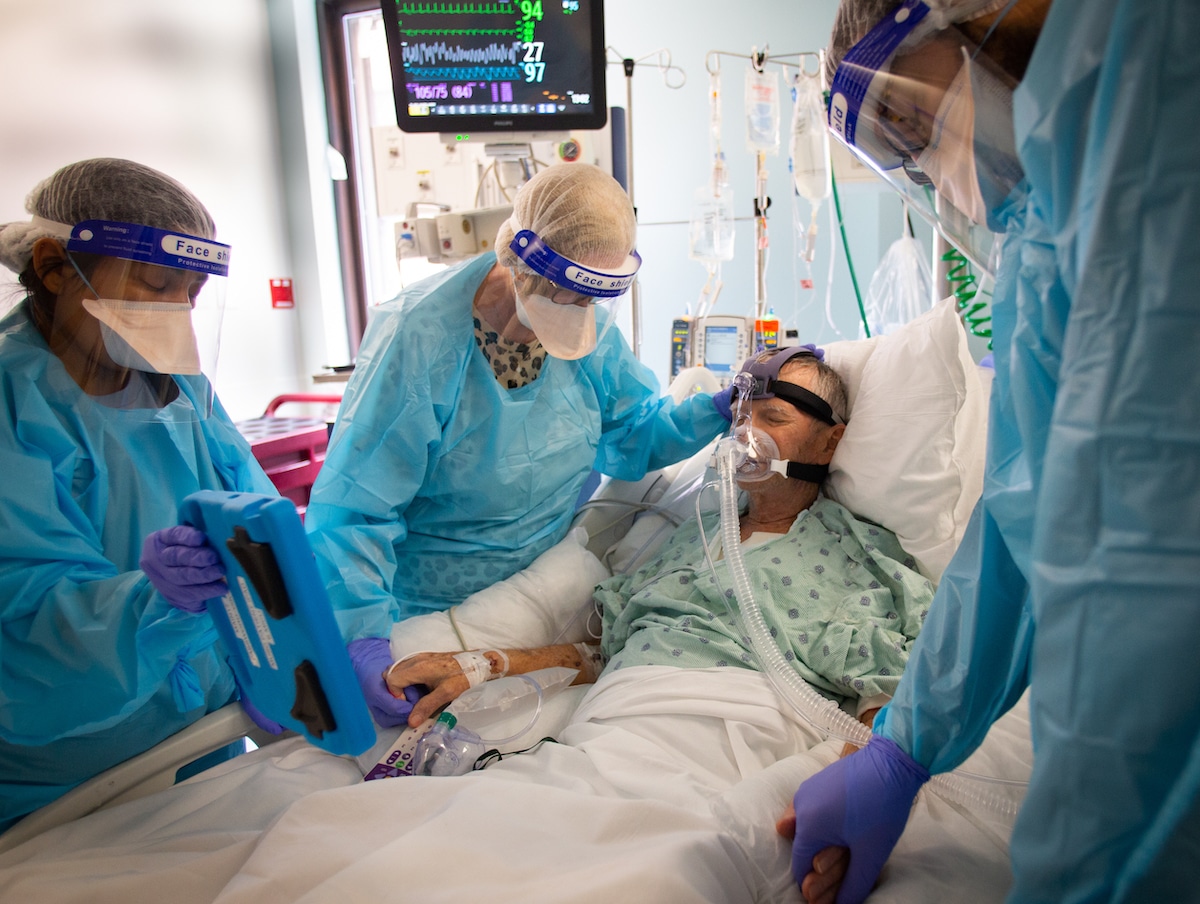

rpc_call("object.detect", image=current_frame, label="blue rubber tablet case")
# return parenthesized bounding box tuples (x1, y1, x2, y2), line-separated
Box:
(179, 490, 375, 756)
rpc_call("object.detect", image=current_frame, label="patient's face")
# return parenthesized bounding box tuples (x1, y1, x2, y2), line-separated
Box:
(750, 369, 836, 468)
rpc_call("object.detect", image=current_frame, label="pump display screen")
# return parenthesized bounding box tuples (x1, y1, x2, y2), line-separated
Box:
(381, 0, 607, 136)
(703, 325, 741, 374)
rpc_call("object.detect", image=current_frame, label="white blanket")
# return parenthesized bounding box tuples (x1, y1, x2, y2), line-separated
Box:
(0, 666, 1032, 904)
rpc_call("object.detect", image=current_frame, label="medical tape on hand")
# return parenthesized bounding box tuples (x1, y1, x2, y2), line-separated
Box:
(453, 650, 493, 688)
(573, 642, 605, 683)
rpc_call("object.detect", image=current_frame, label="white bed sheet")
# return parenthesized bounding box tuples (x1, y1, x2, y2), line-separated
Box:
(0, 666, 1031, 904)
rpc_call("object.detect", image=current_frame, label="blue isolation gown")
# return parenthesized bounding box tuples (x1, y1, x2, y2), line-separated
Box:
(306, 252, 728, 640)
(0, 303, 278, 831)
(873, 1, 1200, 899)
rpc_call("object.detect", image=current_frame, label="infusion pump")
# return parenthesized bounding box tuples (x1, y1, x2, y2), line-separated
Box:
(680, 315, 754, 388)
(671, 314, 788, 387)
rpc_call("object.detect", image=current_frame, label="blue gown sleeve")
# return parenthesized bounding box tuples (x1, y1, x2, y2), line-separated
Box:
(0, 382, 261, 744)
(874, 210, 1052, 771)
(305, 300, 460, 642)
(588, 330, 728, 481)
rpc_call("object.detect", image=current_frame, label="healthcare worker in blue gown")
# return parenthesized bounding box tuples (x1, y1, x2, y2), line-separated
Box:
(775, 1, 1200, 902)
(304, 163, 731, 728)
(0, 158, 279, 833)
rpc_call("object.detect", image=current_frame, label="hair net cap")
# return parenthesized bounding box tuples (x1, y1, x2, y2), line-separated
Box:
(495, 164, 636, 276)
(0, 158, 216, 275)
(824, 0, 1013, 84)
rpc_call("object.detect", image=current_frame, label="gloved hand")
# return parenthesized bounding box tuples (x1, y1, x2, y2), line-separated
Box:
(799, 342, 825, 362)
(231, 670, 285, 736)
(348, 637, 424, 728)
(789, 735, 929, 904)
(712, 385, 735, 421)
(140, 525, 227, 613)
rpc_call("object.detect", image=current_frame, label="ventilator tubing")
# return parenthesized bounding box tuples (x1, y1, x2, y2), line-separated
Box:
(709, 441, 1023, 820)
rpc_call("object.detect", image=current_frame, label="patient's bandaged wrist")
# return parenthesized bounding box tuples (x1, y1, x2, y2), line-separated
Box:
(453, 649, 508, 687)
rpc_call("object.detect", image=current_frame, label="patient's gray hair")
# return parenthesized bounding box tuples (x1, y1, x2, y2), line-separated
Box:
(780, 356, 849, 426)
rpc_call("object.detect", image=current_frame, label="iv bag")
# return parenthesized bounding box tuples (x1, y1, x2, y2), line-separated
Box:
(745, 67, 780, 154)
(689, 186, 736, 263)
(789, 72, 831, 206)
(863, 235, 934, 338)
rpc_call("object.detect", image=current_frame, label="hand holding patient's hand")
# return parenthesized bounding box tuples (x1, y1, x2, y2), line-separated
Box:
(778, 736, 929, 904)
(775, 803, 850, 904)
(384, 651, 473, 727)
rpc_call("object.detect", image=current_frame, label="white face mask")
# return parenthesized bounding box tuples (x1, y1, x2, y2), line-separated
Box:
(512, 287, 598, 361)
(915, 54, 989, 226)
(80, 298, 202, 374)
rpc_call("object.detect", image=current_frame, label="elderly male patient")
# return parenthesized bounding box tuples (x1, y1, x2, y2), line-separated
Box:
(385, 347, 933, 737)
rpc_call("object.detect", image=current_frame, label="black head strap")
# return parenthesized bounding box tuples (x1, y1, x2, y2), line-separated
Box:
(780, 461, 831, 483)
(766, 380, 839, 427)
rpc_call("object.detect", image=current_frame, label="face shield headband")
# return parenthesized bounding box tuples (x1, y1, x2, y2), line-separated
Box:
(829, 0, 1023, 279)
(59, 218, 229, 377)
(64, 219, 230, 277)
(734, 346, 843, 427)
(509, 229, 641, 299)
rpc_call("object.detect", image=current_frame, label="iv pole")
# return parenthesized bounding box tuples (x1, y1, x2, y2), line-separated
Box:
(606, 47, 685, 359)
(705, 47, 826, 327)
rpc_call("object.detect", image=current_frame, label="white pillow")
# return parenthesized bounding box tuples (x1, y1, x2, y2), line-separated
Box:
(823, 297, 986, 581)
(390, 527, 611, 658)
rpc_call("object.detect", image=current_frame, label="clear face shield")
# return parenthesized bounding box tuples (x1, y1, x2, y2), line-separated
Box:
(827, 0, 1025, 278)
(37, 218, 228, 418)
(508, 229, 641, 361)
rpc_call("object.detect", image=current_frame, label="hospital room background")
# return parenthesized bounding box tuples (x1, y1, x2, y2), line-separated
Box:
(0, 0, 988, 425)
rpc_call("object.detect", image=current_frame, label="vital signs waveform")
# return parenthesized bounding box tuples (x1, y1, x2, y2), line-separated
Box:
(397, 1, 518, 15)
(401, 40, 520, 67)
(405, 65, 523, 82)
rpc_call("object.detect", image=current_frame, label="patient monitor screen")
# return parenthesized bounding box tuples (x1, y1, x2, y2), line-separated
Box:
(382, 0, 608, 135)
(702, 325, 741, 375)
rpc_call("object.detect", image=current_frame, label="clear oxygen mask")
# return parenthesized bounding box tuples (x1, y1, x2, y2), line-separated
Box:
(719, 421, 782, 484)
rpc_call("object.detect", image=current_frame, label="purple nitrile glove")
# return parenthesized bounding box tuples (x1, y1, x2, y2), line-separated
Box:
(799, 342, 825, 362)
(712, 385, 735, 422)
(789, 735, 929, 904)
(140, 525, 227, 614)
(347, 637, 424, 728)
(231, 670, 285, 736)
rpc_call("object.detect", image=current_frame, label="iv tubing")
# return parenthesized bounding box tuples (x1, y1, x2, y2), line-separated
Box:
(470, 674, 546, 748)
(707, 438, 1024, 820)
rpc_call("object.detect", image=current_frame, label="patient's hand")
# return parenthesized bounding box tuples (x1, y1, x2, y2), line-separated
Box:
(385, 644, 597, 728)
(384, 652, 471, 727)
(775, 802, 850, 904)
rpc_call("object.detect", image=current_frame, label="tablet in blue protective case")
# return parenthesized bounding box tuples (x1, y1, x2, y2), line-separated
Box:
(178, 490, 375, 756)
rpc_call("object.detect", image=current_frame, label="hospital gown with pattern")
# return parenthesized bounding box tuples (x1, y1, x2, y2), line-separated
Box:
(307, 251, 728, 639)
(0, 304, 278, 833)
(598, 496, 933, 713)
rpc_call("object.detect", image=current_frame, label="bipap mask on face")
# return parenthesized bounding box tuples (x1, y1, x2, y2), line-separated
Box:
(713, 345, 842, 486)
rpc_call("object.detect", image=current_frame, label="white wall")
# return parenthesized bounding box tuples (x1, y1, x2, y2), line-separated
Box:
(0, 0, 337, 421)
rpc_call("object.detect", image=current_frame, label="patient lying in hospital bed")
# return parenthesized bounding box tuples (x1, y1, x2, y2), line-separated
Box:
(384, 348, 932, 746)
(0, 300, 1031, 904)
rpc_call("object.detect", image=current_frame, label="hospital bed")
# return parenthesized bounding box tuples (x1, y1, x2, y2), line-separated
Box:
(0, 299, 1031, 903)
